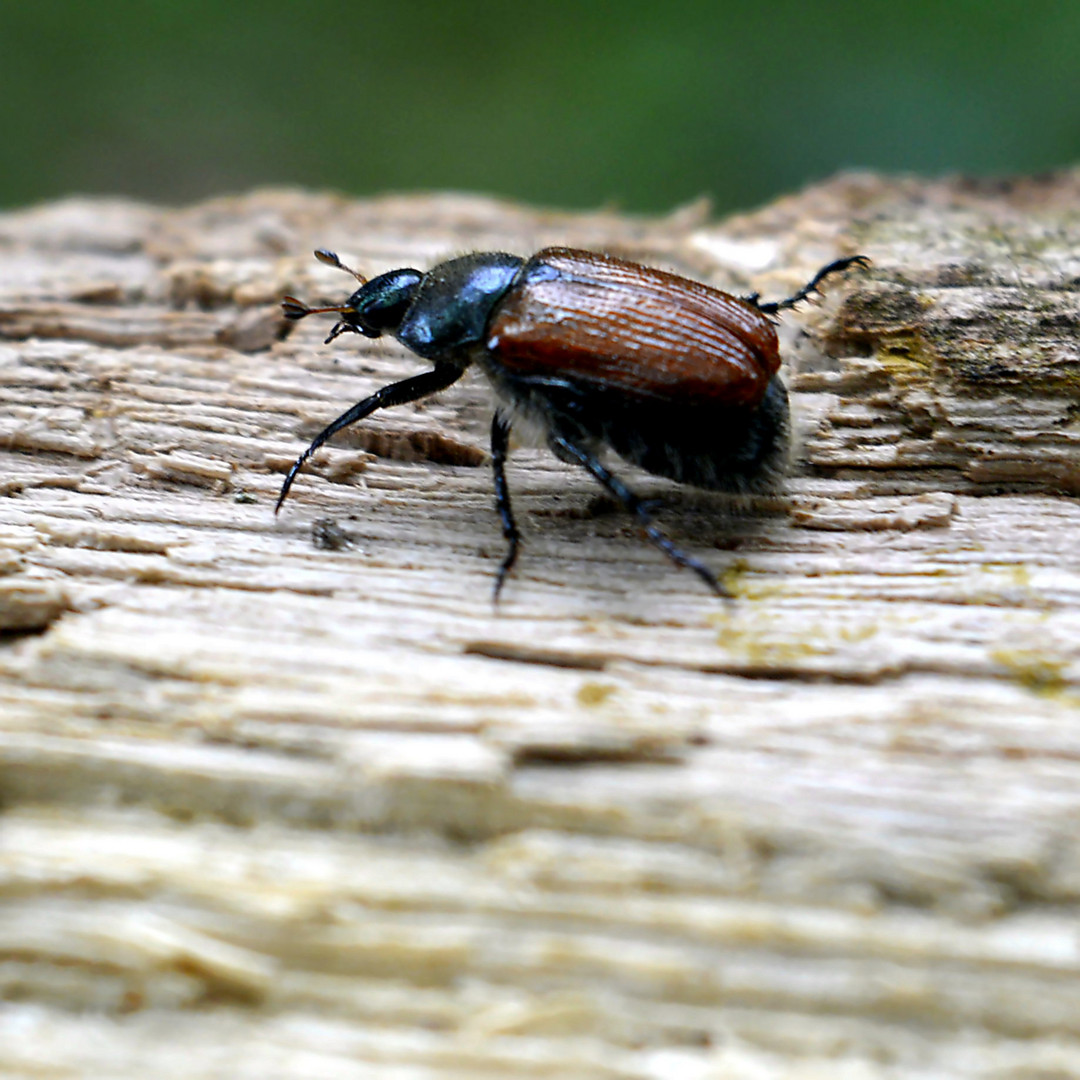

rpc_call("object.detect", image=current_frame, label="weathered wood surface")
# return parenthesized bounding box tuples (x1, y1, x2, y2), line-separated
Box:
(1, 174, 1078, 1078)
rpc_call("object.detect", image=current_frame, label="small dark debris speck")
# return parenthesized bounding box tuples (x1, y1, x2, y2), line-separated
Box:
(311, 518, 353, 551)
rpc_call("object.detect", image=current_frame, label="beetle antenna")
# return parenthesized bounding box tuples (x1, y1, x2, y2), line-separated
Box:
(756, 255, 870, 315)
(282, 251, 367, 322)
(281, 297, 359, 342)
(314, 248, 368, 284)
(281, 296, 356, 321)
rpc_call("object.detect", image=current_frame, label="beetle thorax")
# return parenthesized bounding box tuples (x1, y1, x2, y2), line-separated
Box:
(394, 253, 524, 360)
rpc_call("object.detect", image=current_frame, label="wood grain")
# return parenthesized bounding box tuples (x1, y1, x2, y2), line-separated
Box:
(1, 176, 1079, 1078)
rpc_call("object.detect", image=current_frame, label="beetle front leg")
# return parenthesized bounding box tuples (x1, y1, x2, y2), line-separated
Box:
(548, 432, 731, 599)
(275, 365, 465, 512)
(489, 412, 521, 602)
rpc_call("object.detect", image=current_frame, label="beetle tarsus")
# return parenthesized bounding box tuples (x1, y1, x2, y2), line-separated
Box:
(549, 432, 732, 599)
(275, 366, 465, 514)
(490, 413, 521, 602)
(756, 255, 870, 315)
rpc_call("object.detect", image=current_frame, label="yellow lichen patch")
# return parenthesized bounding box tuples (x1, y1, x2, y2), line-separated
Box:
(989, 648, 1071, 698)
(576, 681, 618, 708)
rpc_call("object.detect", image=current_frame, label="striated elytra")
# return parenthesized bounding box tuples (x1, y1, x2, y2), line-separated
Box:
(279, 246, 869, 599)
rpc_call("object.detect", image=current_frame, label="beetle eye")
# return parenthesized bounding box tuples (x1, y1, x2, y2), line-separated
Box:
(359, 296, 410, 332)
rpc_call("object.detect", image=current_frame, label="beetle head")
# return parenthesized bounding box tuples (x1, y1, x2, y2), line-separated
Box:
(282, 249, 423, 344)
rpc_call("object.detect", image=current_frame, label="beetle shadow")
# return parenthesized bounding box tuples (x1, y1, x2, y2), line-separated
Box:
(621, 483, 790, 553)
(527, 469, 792, 598)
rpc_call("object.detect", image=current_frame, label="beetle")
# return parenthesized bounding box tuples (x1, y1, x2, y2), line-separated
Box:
(278, 246, 868, 598)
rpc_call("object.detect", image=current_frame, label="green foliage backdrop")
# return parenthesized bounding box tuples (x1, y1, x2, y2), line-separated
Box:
(2, 1, 1077, 214)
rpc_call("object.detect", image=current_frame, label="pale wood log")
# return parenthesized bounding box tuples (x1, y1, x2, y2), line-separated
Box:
(1, 174, 1079, 1078)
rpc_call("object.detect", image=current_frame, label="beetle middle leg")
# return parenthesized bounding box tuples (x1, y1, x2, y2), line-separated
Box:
(489, 412, 521, 601)
(548, 432, 731, 598)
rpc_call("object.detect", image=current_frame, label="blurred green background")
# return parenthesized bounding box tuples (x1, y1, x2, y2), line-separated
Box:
(2, 1, 1077, 216)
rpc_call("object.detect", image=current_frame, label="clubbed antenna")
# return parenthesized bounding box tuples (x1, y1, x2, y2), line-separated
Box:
(280, 296, 356, 342)
(280, 297, 351, 322)
(314, 248, 367, 284)
(281, 249, 369, 342)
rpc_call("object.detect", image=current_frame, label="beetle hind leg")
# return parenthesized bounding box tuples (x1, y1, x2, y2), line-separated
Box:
(548, 432, 732, 599)
(490, 413, 521, 602)
(755, 255, 870, 315)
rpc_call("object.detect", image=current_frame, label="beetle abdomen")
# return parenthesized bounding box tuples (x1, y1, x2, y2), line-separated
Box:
(600, 375, 791, 490)
(486, 247, 780, 407)
(496, 367, 790, 492)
